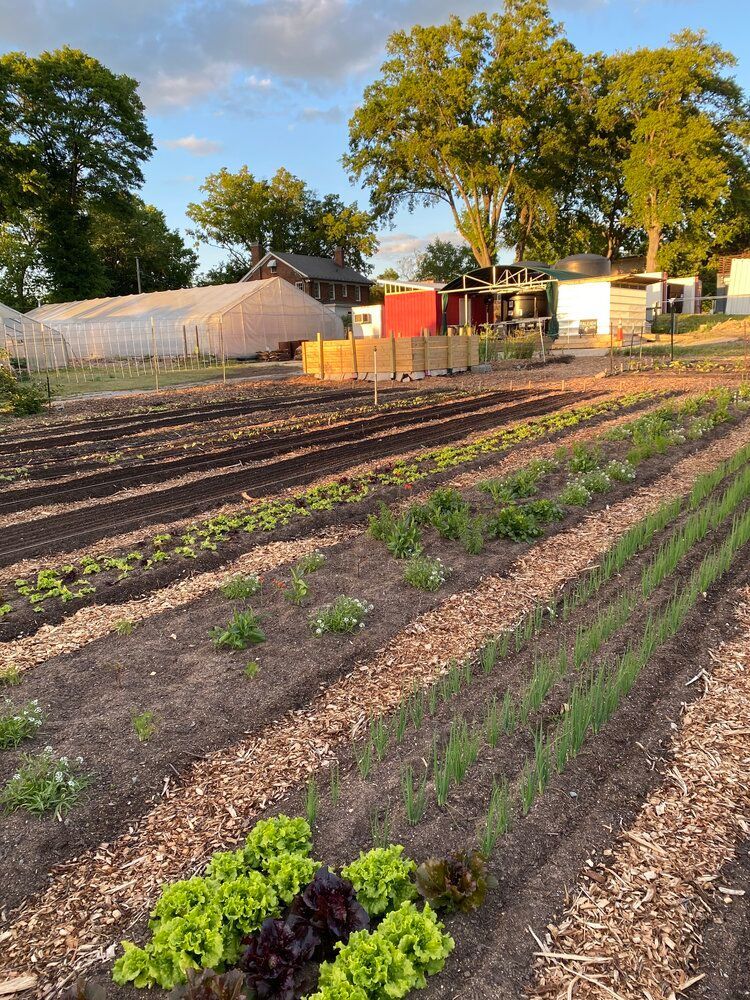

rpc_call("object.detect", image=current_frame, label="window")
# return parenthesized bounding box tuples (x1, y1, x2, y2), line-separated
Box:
(314, 281, 321, 299)
(329, 284, 336, 302)
(295, 281, 304, 292)
(357, 313, 372, 325)
(342, 284, 348, 298)
(355, 285, 362, 302)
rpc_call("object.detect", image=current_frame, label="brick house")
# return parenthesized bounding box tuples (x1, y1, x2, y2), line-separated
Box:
(240, 243, 372, 322)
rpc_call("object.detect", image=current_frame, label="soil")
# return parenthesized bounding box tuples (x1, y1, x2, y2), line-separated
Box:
(692, 843, 750, 999)
(0, 394, 730, 644)
(0, 389, 595, 565)
(0, 389, 534, 508)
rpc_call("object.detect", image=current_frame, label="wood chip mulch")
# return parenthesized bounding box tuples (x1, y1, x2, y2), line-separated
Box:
(529, 589, 750, 1000)
(1, 529, 356, 673)
(3, 423, 750, 995)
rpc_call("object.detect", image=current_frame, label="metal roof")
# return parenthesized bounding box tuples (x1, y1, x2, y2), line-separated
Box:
(242, 251, 372, 285)
(441, 264, 581, 294)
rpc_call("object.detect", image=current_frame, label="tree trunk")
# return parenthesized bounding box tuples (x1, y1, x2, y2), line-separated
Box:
(646, 223, 662, 272)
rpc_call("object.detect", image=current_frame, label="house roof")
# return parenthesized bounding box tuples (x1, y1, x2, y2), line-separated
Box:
(243, 251, 373, 285)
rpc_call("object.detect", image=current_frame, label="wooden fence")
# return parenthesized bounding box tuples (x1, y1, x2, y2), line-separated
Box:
(302, 332, 481, 380)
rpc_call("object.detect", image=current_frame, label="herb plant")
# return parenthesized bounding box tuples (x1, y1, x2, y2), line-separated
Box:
(309, 597, 372, 636)
(0, 747, 89, 818)
(220, 574, 262, 600)
(0, 698, 44, 749)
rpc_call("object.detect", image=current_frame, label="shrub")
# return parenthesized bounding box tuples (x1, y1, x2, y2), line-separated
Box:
(415, 850, 495, 913)
(385, 517, 422, 559)
(220, 574, 262, 600)
(0, 747, 89, 818)
(309, 597, 372, 636)
(403, 555, 449, 592)
(0, 698, 44, 749)
(0, 369, 48, 416)
(341, 846, 417, 918)
(210, 609, 265, 650)
(486, 503, 543, 542)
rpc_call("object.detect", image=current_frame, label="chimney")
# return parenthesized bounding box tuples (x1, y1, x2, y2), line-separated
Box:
(333, 246, 345, 268)
(250, 241, 264, 266)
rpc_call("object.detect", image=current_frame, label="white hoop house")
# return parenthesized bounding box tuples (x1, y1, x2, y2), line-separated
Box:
(25, 278, 343, 363)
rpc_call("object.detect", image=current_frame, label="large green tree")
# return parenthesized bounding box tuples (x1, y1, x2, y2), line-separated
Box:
(345, 1, 582, 267)
(599, 31, 750, 271)
(187, 166, 378, 277)
(0, 46, 153, 300)
(0, 215, 46, 311)
(401, 238, 475, 281)
(90, 198, 198, 296)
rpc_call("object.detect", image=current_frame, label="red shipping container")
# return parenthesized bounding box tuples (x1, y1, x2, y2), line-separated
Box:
(382, 289, 441, 338)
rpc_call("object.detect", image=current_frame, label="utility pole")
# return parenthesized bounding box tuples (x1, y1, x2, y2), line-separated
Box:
(136, 256, 142, 295)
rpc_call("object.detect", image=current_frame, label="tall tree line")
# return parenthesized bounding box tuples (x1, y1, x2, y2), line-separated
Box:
(346, 0, 750, 275)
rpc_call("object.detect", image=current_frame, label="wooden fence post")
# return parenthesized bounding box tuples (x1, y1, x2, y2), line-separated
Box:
(447, 328, 453, 373)
(423, 330, 430, 376)
(317, 331, 324, 380)
(348, 330, 358, 379)
(390, 334, 397, 378)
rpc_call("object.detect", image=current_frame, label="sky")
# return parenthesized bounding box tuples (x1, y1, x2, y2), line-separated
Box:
(0, 0, 748, 279)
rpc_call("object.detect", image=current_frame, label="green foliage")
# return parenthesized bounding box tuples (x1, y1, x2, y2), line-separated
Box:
(210, 609, 265, 650)
(310, 596, 373, 635)
(310, 902, 453, 1000)
(0, 370, 48, 416)
(567, 443, 602, 473)
(0, 664, 21, 686)
(403, 554, 449, 592)
(296, 551, 327, 574)
(113, 816, 315, 989)
(0, 698, 43, 749)
(285, 567, 310, 607)
(407, 237, 475, 282)
(0, 47, 154, 299)
(345, 5, 582, 266)
(341, 846, 417, 918)
(486, 503, 544, 542)
(132, 710, 156, 743)
(220, 574, 262, 600)
(0, 747, 89, 818)
(559, 480, 591, 506)
(188, 165, 377, 278)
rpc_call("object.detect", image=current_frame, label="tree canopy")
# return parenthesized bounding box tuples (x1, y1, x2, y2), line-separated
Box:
(0, 46, 154, 300)
(345, 1, 582, 268)
(187, 166, 378, 278)
(400, 238, 475, 282)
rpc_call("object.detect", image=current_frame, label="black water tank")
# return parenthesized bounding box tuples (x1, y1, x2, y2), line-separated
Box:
(555, 253, 611, 277)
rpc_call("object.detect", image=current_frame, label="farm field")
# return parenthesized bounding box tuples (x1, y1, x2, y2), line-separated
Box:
(2, 367, 750, 1000)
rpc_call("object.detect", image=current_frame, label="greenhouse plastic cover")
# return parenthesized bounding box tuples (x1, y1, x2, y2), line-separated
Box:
(26, 278, 344, 359)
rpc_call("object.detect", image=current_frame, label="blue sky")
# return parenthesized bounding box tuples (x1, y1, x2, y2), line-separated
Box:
(1, 0, 748, 278)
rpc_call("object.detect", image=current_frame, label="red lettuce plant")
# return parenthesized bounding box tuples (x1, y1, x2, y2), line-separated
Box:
(415, 850, 495, 913)
(291, 867, 369, 948)
(240, 915, 317, 1000)
(168, 968, 247, 999)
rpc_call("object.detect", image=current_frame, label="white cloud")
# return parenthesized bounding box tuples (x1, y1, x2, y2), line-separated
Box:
(299, 105, 344, 124)
(245, 74, 273, 90)
(163, 134, 223, 156)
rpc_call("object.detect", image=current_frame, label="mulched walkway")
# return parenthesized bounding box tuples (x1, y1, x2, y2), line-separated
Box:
(529, 590, 750, 999)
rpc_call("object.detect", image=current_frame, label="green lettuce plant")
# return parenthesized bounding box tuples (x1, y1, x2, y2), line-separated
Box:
(341, 846, 417, 918)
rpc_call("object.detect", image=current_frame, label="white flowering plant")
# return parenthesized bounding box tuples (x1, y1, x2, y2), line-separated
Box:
(0, 698, 44, 750)
(403, 555, 450, 593)
(0, 747, 89, 818)
(309, 596, 373, 636)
